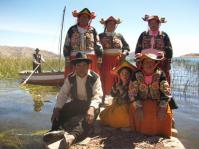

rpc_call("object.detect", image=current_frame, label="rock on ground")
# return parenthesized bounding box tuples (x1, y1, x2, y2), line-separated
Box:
(69, 121, 185, 149)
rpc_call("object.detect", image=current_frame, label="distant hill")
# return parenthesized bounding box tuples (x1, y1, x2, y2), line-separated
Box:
(180, 53, 199, 58)
(0, 45, 60, 59)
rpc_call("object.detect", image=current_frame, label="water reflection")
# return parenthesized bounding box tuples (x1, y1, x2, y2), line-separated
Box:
(0, 81, 59, 149)
(171, 58, 199, 149)
(20, 84, 59, 112)
(0, 58, 199, 149)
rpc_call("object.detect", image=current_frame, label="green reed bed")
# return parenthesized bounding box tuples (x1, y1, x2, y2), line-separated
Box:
(0, 129, 48, 149)
(0, 57, 65, 79)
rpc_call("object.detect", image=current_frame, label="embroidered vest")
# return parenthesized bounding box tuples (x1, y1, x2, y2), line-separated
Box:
(99, 33, 123, 49)
(142, 31, 165, 51)
(68, 71, 98, 102)
(68, 25, 96, 51)
(135, 70, 162, 100)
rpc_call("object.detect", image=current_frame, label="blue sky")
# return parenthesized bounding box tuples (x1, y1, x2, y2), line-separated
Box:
(0, 0, 199, 57)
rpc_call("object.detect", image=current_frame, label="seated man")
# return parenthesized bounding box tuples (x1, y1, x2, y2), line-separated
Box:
(43, 52, 103, 149)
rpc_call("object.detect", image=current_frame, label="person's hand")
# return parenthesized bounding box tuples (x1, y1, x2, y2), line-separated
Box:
(51, 108, 60, 123)
(135, 107, 144, 121)
(86, 107, 95, 124)
(158, 107, 167, 120)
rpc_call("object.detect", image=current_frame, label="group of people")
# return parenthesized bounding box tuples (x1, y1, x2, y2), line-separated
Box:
(43, 8, 175, 149)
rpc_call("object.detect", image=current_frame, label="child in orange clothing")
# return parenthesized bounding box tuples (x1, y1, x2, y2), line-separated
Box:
(129, 49, 172, 137)
(100, 60, 136, 128)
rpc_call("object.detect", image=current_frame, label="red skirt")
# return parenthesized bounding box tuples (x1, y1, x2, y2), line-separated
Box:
(129, 100, 172, 137)
(101, 54, 122, 95)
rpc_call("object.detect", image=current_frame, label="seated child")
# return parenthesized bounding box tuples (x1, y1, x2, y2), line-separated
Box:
(100, 60, 136, 128)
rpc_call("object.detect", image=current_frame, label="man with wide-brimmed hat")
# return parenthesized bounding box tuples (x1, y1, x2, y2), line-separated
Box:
(129, 49, 173, 137)
(99, 16, 130, 97)
(43, 52, 103, 149)
(63, 8, 103, 77)
(135, 14, 173, 84)
(32, 48, 45, 73)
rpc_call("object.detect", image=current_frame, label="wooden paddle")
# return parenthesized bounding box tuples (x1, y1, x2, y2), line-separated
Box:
(21, 64, 41, 85)
(43, 62, 56, 72)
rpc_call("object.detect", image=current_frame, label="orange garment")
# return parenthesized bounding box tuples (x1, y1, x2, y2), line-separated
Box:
(129, 100, 172, 137)
(87, 54, 100, 75)
(64, 54, 100, 78)
(101, 54, 122, 95)
(64, 55, 75, 78)
(100, 102, 130, 128)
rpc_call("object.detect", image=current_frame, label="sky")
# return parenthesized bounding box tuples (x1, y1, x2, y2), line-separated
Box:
(0, 0, 199, 57)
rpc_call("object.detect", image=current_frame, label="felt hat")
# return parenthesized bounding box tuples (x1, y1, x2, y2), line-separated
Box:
(136, 48, 165, 61)
(142, 14, 167, 23)
(70, 52, 92, 65)
(112, 60, 136, 74)
(72, 8, 96, 19)
(100, 16, 121, 25)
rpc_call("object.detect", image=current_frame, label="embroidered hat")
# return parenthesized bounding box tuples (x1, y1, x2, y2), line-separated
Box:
(136, 48, 165, 61)
(112, 60, 137, 74)
(142, 14, 167, 23)
(100, 16, 121, 25)
(72, 8, 96, 19)
(70, 52, 92, 65)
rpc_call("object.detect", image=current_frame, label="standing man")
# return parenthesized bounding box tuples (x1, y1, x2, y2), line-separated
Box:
(63, 8, 103, 77)
(33, 48, 45, 73)
(43, 52, 103, 149)
(135, 15, 173, 84)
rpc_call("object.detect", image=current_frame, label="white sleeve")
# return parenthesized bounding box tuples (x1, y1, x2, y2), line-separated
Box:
(90, 77, 103, 109)
(55, 78, 71, 109)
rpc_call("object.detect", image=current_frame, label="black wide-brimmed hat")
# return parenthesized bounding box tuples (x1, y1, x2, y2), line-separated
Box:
(35, 48, 40, 51)
(70, 52, 92, 65)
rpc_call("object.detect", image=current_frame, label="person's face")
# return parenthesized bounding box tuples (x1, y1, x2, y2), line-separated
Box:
(75, 61, 89, 77)
(142, 59, 158, 75)
(106, 20, 116, 32)
(148, 19, 160, 31)
(78, 14, 91, 27)
(119, 68, 131, 82)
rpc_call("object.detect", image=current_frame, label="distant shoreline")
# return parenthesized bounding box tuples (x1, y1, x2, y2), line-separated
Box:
(179, 53, 199, 58)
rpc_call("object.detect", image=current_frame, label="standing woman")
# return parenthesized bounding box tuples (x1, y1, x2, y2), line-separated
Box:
(63, 8, 102, 77)
(135, 15, 173, 84)
(99, 16, 130, 96)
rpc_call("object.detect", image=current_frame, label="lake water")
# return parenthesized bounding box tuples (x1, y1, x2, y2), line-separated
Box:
(0, 58, 199, 149)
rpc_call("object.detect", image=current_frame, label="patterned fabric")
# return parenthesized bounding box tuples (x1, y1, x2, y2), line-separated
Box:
(99, 32, 130, 51)
(99, 32, 130, 95)
(111, 81, 130, 105)
(63, 25, 102, 58)
(135, 31, 172, 59)
(129, 69, 171, 106)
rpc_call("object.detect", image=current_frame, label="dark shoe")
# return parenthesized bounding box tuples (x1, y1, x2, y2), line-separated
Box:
(43, 130, 65, 144)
